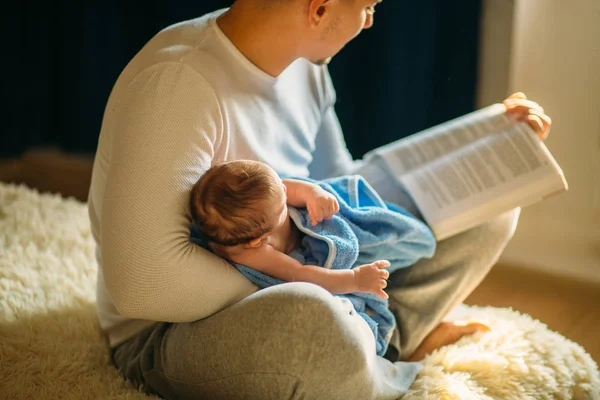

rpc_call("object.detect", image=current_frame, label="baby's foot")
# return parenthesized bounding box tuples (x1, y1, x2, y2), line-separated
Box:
(406, 321, 490, 362)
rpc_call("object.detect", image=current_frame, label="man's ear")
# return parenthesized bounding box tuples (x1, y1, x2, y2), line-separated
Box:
(308, 0, 330, 27)
(244, 237, 263, 248)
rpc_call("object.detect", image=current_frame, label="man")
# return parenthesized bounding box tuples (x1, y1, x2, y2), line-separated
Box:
(88, 0, 551, 398)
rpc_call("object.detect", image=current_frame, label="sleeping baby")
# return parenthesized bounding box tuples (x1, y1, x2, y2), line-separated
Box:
(189, 159, 438, 356)
(189, 159, 392, 299)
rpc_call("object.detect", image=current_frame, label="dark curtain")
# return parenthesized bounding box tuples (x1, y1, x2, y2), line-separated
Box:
(4, 0, 481, 159)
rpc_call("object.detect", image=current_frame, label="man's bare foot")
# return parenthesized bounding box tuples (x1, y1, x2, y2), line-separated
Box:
(406, 321, 490, 362)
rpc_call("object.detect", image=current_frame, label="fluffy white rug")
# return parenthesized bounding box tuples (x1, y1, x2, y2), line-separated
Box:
(0, 182, 598, 400)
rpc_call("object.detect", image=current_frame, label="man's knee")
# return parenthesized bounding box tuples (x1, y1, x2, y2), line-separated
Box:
(255, 282, 376, 360)
(159, 283, 375, 399)
(449, 207, 521, 281)
(243, 283, 376, 398)
(470, 207, 520, 258)
(485, 207, 520, 241)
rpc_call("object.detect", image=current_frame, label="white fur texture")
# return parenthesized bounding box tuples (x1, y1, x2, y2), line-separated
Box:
(0, 182, 598, 399)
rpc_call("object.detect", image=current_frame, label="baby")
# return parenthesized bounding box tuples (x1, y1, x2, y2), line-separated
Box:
(190, 160, 391, 299)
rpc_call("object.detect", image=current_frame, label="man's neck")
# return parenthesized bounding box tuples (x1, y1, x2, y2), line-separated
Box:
(216, 2, 303, 77)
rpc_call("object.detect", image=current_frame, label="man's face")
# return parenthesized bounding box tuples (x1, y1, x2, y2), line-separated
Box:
(308, 0, 382, 65)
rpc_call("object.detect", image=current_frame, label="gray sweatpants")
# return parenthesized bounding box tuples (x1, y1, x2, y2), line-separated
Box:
(110, 161, 520, 400)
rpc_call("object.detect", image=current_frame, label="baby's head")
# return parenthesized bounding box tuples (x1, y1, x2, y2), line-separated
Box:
(190, 160, 287, 247)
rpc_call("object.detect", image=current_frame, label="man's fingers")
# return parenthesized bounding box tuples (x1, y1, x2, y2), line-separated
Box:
(504, 99, 544, 115)
(527, 114, 547, 140)
(530, 112, 551, 140)
(508, 92, 527, 100)
(502, 98, 551, 141)
(505, 105, 530, 121)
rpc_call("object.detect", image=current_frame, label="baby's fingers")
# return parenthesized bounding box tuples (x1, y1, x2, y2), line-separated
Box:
(379, 278, 388, 289)
(332, 198, 340, 214)
(308, 206, 321, 226)
(377, 289, 389, 300)
(323, 199, 338, 220)
(315, 208, 324, 225)
(308, 209, 318, 226)
(379, 268, 390, 280)
(373, 260, 390, 269)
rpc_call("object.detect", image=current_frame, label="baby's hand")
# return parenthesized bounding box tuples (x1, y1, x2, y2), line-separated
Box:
(306, 188, 340, 226)
(353, 260, 390, 299)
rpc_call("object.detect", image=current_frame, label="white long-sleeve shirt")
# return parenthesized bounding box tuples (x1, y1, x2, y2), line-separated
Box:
(88, 9, 361, 347)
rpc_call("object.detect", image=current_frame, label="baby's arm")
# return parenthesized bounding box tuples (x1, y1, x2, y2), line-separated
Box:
(283, 179, 340, 226)
(230, 245, 391, 299)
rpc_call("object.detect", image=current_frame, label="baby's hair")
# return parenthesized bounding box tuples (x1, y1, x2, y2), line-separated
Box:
(190, 160, 282, 246)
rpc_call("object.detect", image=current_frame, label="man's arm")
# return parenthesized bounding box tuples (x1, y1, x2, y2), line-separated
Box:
(308, 67, 362, 180)
(99, 63, 256, 322)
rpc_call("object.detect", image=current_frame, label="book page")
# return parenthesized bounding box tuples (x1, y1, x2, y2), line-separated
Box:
(363, 103, 512, 176)
(400, 122, 568, 240)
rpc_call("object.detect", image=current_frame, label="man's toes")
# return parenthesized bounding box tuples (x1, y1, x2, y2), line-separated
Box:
(454, 321, 491, 334)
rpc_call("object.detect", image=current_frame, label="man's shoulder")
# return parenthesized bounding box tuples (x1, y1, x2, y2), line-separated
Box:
(118, 10, 225, 82)
(158, 9, 223, 36)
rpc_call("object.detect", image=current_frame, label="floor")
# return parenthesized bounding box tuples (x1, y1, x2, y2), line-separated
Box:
(466, 263, 600, 365)
(1, 148, 599, 365)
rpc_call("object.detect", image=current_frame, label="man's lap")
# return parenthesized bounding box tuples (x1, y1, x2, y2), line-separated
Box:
(111, 282, 395, 400)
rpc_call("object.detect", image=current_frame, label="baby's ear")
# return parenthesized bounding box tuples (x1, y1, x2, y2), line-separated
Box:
(245, 238, 263, 248)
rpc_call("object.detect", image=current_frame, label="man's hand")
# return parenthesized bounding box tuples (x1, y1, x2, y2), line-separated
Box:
(503, 92, 552, 141)
(306, 187, 340, 226)
(353, 260, 390, 299)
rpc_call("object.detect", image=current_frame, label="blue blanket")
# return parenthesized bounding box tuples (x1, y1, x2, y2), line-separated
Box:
(191, 175, 436, 356)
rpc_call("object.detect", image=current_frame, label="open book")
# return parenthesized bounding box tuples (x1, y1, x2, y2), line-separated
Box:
(361, 103, 569, 241)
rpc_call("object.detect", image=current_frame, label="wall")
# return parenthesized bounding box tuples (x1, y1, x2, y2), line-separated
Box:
(476, 0, 515, 108)
(478, 0, 600, 282)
